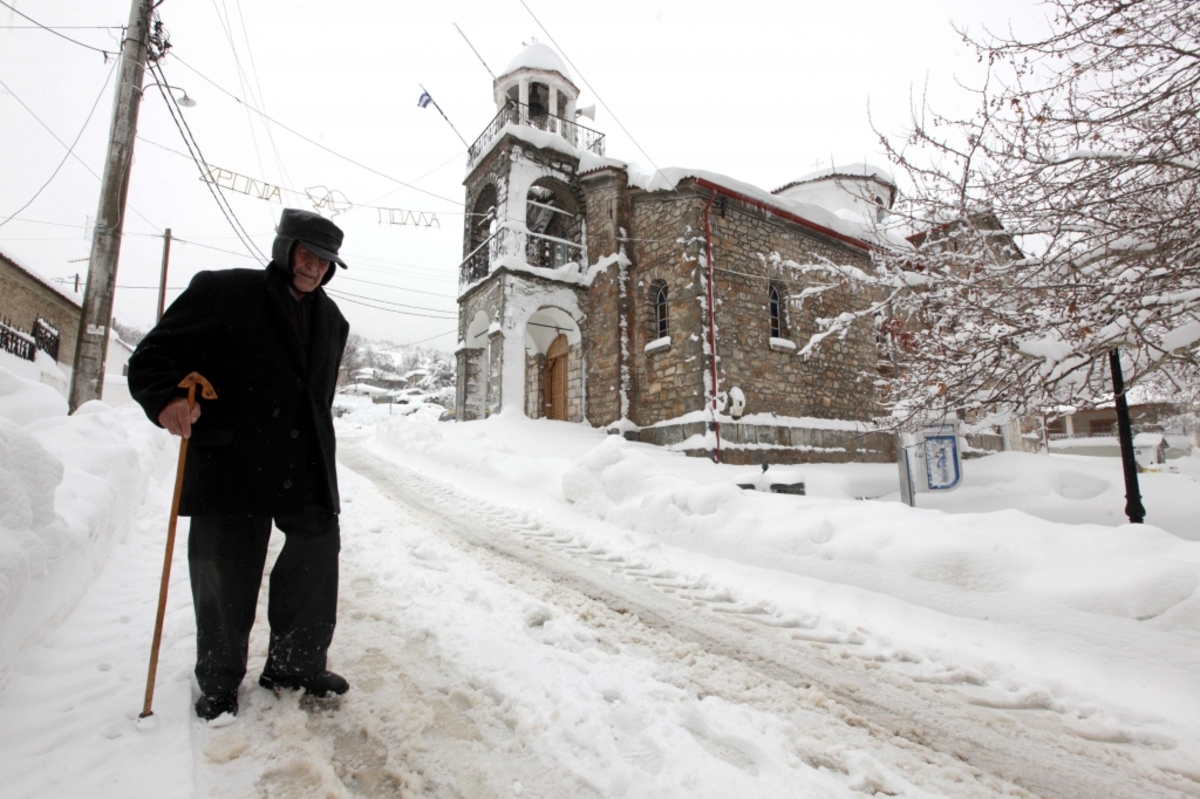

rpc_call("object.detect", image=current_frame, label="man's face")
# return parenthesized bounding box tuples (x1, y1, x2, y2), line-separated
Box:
(292, 243, 332, 293)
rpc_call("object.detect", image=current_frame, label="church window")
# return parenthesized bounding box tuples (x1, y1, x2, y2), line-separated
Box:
(653, 282, 669, 339)
(768, 282, 785, 339)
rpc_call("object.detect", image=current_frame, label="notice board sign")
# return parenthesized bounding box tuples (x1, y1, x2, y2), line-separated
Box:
(922, 424, 962, 491)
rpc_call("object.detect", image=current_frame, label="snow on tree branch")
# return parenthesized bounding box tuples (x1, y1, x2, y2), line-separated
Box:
(840, 0, 1200, 429)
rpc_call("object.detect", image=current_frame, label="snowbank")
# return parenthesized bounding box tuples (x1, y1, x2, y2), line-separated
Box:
(369, 412, 1200, 738)
(0, 366, 172, 671)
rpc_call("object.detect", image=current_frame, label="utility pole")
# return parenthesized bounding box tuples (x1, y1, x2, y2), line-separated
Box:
(156, 228, 172, 321)
(69, 0, 154, 411)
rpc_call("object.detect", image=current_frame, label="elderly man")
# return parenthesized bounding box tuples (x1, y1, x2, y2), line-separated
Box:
(129, 208, 351, 721)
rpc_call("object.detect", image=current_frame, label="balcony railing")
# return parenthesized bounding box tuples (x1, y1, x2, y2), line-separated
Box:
(459, 226, 585, 287)
(467, 99, 605, 170)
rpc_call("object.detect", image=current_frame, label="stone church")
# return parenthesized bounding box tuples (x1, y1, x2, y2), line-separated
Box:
(454, 43, 895, 463)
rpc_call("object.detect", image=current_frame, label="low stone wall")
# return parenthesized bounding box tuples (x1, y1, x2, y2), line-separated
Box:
(629, 421, 894, 464)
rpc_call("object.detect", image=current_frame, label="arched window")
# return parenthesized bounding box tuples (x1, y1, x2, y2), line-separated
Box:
(768, 283, 783, 339)
(654, 282, 669, 339)
(470, 184, 498, 251)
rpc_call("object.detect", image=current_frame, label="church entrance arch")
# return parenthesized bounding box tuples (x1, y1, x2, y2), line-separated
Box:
(523, 305, 582, 421)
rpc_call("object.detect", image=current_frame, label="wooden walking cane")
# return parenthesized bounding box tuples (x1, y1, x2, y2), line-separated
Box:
(139, 372, 217, 722)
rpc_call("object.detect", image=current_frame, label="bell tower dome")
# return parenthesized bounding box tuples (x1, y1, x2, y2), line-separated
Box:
(493, 42, 580, 133)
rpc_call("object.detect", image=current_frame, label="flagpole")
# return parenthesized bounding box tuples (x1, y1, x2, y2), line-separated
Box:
(419, 84, 469, 147)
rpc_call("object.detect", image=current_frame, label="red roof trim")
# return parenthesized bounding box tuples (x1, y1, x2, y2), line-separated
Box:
(693, 178, 873, 252)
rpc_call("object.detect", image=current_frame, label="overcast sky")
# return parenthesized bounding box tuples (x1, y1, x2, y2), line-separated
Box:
(0, 0, 1050, 348)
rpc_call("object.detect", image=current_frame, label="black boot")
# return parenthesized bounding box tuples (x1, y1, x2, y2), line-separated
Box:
(259, 670, 349, 698)
(195, 690, 239, 721)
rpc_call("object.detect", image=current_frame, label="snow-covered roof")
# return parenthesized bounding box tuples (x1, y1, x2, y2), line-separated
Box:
(628, 165, 900, 248)
(773, 163, 896, 196)
(0, 248, 83, 307)
(499, 43, 574, 84)
(476, 125, 908, 250)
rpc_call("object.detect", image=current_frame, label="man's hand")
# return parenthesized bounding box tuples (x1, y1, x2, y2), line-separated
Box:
(159, 396, 201, 438)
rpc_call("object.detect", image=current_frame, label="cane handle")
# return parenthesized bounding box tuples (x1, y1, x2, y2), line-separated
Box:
(178, 372, 218, 407)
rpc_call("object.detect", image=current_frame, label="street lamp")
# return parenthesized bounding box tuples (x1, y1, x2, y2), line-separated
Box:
(149, 82, 196, 107)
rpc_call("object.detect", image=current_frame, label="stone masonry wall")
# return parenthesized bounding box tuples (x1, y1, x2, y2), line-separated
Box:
(456, 348, 485, 421)
(525, 351, 544, 417)
(624, 192, 707, 426)
(0, 260, 80, 367)
(486, 330, 504, 415)
(462, 145, 512, 259)
(456, 277, 505, 420)
(581, 168, 632, 426)
(567, 341, 583, 421)
(706, 196, 883, 424)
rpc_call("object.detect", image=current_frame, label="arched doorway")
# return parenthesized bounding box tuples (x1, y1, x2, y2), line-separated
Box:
(544, 334, 569, 420)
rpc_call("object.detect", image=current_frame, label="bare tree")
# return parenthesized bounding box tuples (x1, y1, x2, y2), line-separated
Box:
(845, 0, 1200, 427)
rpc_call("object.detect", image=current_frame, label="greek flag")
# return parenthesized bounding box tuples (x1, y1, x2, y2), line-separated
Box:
(417, 91, 433, 108)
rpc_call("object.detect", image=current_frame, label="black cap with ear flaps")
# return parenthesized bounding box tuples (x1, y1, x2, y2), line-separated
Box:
(273, 207, 348, 270)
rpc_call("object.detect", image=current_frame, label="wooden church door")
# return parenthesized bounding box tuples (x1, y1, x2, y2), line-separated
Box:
(544, 334, 569, 420)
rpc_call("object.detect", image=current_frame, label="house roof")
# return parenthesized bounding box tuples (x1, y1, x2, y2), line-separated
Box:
(0, 248, 83, 307)
(774, 162, 896, 193)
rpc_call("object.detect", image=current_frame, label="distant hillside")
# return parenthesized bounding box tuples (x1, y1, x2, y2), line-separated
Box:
(338, 333, 455, 406)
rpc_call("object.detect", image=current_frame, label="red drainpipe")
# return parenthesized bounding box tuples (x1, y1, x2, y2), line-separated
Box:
(703, 188, 722, 463)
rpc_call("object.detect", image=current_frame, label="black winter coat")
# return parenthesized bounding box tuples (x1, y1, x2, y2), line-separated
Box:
(128, 263, 349, 516)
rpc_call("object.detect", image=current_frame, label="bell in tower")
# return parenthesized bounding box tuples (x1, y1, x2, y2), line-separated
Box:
(493, 42, 579, 137)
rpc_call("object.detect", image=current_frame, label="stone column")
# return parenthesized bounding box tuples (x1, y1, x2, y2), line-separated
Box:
(455, 347, 469, 420)
(486, 330, 505, 415)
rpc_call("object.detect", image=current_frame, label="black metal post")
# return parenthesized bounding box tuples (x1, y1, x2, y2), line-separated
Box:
(1108, 349, 1145, 524)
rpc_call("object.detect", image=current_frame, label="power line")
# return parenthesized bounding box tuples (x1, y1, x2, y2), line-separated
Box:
(136, 132, 473, 222)
(169, 232, 456, 285)
(338, 275, 455, 298)
(148, 235, 457, 297)
(354, 148, 467, 211)
(453, 23, 496, 80)
(230, 0, 293, 192)
(325, 288, 456, 316)
(325, 290, 458, 319)
(170, 53, 463, 207)
(211, 0, 270, 208)
(150, 60, 267, 262)
(136, 132, 470, 218)
(0, 25, 123, 30)
(0, 59, 116, 229)
(400, 327, 457, 347)
(0, 0, 120, 59)
(0, 74, 160, 231)
(172, 237, 259, 259)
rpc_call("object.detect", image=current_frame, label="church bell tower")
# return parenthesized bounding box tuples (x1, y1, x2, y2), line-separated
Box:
(454, 43, 608, 423)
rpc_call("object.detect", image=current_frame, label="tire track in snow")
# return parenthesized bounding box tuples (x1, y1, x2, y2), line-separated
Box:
(341, 442, 1199, 799)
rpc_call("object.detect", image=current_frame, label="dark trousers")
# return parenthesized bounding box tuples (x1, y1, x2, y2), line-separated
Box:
(187, 502, 340, 694)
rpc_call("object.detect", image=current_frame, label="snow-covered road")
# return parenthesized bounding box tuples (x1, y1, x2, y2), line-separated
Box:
(2, 415, 1197, 798)
(331, 442, 1197, 799)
